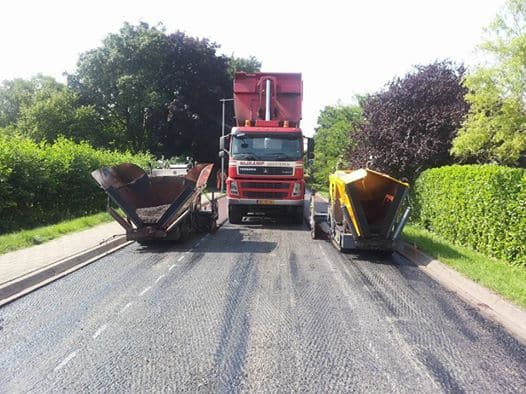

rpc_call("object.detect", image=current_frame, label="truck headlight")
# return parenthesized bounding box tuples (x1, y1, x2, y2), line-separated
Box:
(230, 181, 238, 195)
(292, 182, 301, 196)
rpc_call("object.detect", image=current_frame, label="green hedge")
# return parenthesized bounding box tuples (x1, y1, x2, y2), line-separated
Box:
(0, 135, 151, 233)
(411, 164, 525, 267)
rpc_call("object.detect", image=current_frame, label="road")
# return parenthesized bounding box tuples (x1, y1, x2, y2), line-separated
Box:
(1, 219, 525, 392)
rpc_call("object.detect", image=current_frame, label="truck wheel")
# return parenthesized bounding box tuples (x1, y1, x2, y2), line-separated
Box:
(208, 219, 218, 233)
(228, 205, 243, 224)
(311, 223, 321, 239)
(294, 205, 304, 225)
(310, 211, 324, 239)
(179, 220, 191, 241)
(294, 205, 305, 224)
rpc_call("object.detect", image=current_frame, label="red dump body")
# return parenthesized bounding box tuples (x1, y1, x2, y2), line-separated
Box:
(233, 72, 302, 128)
(225, 72, 306, 224)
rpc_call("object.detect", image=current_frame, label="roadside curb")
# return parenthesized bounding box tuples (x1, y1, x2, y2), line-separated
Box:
(0, 195, 227, 307)
(0, 236, 131, 307)
(396, 241, 526, 344)
(311, 191, 526, 344)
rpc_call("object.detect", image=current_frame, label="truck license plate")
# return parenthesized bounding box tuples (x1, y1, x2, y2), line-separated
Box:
(257, 199, 274, 205)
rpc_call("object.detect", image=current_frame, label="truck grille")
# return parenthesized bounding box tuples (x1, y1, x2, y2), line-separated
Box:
(244, 191, 288, 199)
(238, 166, 294, 176)
(241, 182, 290, 189)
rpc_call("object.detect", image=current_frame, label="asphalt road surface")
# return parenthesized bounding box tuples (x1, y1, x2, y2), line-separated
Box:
(1, 220, 525, 392)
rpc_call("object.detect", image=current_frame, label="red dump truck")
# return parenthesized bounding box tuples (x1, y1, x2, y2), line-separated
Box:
(219, 72, 313, 224)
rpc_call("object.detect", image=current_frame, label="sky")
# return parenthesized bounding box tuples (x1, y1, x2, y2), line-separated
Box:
(0, 0, 505, 137)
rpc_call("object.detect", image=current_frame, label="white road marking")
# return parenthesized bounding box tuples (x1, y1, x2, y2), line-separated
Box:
(120, 302, 133, 313)
(155, 274, 165, 283)
(92, 324, 108, 339)
(169, 264, 176, 271)
(139, 286, 152, 296)
(177, 256, 184, 262)
(54, 351, 77, 371)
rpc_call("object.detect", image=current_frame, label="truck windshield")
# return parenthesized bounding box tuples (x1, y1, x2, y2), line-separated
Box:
(231, 133, 303, 161)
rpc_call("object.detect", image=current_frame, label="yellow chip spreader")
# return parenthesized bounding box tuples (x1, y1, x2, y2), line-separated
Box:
(310, 168, 410, 252)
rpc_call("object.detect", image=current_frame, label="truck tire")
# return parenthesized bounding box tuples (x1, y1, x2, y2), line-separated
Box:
(309, 199, 319, 238)
(228, 205, 243, 224)
(294, 205, 304, 225)
(311, 224, 322, 239)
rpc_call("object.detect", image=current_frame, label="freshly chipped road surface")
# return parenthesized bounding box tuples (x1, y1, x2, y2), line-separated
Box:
(1, 223, 525, 392)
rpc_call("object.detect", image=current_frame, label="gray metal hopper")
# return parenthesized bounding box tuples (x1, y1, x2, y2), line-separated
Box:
(91, 163, 217, 242)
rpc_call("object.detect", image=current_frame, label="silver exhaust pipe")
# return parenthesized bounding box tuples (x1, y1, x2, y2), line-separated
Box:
(265, 79, 271, 120)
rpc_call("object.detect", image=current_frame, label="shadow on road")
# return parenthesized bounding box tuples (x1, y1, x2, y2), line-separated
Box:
(133, 226, 278, 254)
(346, 250, 399, 266)
(202, 227, 277, 253)
(237, 215, 310, 232)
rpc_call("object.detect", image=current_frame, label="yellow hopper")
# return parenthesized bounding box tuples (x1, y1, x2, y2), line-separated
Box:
(310, 168, 410, 252)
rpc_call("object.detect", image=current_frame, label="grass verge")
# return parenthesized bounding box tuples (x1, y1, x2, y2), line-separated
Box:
(0, 212, 112, 255)
(403, 224, 526, 308)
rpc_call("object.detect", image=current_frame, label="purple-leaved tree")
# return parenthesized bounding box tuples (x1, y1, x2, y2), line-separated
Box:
(347, 61, 468, 180)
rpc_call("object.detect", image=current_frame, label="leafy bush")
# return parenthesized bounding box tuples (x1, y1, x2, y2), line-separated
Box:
(0, 135, 151, 233)
(411, 164, 525, 267)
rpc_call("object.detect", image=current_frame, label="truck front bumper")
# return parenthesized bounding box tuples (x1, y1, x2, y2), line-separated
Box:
(228, 197, 304, 206)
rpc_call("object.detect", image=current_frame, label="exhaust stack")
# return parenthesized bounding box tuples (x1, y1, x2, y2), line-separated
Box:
(265, 79, 271, 121)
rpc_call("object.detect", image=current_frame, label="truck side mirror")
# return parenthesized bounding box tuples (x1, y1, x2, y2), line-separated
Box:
(307, 138, 315, 160)
(218, 150, 226, 158)
(219, 135, 230, 151)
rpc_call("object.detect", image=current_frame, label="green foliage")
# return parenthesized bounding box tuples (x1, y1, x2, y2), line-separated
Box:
(1, 24, 261, 162)
(312, 104, 362, 188)
(227, 55, 262, 77)
(0, 75, 64, 128)
(0, 75, 107, 146)
(348, 61, 468, 180)
(0, 135, 151, 233)
(451, 0, 526, 165)
(17, 88, 104, 145)
(68, 22, 235, 160)
(411, 164, 526, 267)
(68, 22, 172, 153)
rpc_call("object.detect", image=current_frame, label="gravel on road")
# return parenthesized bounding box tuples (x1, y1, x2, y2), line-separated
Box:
(1, 221, 525, 392)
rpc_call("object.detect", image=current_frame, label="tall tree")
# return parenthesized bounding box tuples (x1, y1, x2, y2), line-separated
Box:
(312, 104, 362, 188)
(227, 55, 262, 77)
(348, 61, 468, 179)
(451, 0, 526, 166)
(68, 23, 175, 154)
(162, 31, 232, 161)
(0, 75, 63, 128)
(17, 88, 104, 145)
(0, 75, 104, 145)
(68, 22, 242, 160)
